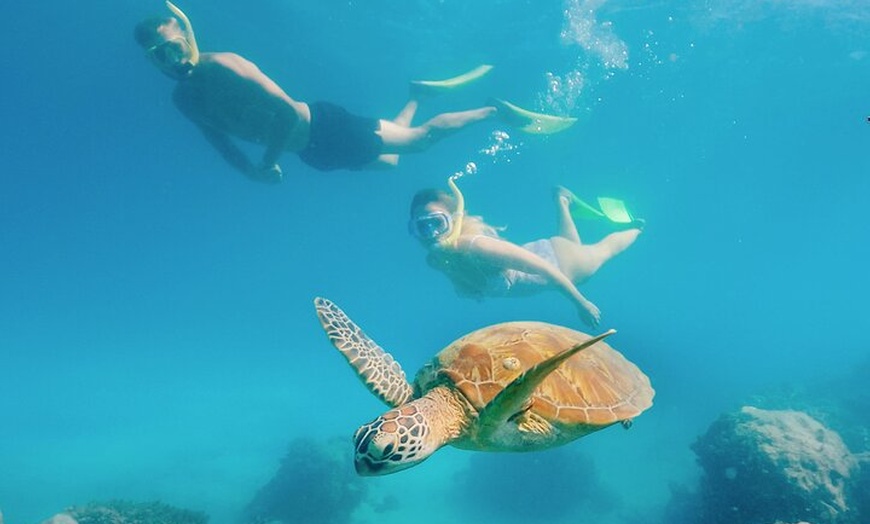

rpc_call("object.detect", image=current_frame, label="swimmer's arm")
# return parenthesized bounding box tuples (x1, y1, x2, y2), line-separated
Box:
(426, 252, 484, 301)
(458, 235, 601, 326)
(198, 127, 281, 183)
(257, 110, 299, 180)
(198, 126, 254, 175)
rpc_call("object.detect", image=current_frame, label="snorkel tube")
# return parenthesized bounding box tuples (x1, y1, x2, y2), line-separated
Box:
(165, 1, 200, 66)
(438, 173, 466, 248)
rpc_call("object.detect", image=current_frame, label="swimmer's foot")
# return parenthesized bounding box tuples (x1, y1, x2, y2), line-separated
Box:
(555, 185, 578, 208)
(410, 64, 494, 98)
(555, 185, 606, 221)
(490, 98, 577, 135)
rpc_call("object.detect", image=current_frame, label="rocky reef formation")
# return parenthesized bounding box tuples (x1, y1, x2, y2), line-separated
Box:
(746, 359, 870, 459)
(41, 501, 207, 524)
(672, 406, 861, 524)
(242, 437, 367, 524)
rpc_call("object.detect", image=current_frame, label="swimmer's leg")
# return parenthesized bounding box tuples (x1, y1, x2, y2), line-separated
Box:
(555, 187, 582, 244)
(392, 100, 419, 127)
(584, 229, 642, 270)
(373, 100, 423, 168)
(552, 228, 641, 282)
(378, 106, 497, 153)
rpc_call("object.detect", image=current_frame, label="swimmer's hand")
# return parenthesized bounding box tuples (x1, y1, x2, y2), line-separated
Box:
(577, 300, 601, 328)
(249, 164, 283, 184)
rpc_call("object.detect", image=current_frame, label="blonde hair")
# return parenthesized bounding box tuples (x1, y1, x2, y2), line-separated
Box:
(410, 189, 502, 240)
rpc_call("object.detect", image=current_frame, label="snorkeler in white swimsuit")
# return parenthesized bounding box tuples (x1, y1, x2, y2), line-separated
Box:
(408, 176, 644, 328)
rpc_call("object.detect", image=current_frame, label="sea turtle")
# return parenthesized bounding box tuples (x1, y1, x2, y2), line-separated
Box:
(314, 297, 654, 476)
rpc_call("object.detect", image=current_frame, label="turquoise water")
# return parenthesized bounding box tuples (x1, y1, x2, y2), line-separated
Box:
(1, 1, 868, 523)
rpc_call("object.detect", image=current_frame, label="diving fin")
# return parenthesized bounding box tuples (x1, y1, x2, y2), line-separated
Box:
(411, 64, 494, 96)
(492, 98, 577, 135)
(596, 197, 634, 224)
(559, 187, 636, 225)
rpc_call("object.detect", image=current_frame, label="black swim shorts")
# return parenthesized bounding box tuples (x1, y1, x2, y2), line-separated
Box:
(298, 101, 383, 171)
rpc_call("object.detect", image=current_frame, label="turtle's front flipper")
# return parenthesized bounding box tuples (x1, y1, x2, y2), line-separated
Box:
(478, 329, 616, 436)
(314, 297, 414, 408)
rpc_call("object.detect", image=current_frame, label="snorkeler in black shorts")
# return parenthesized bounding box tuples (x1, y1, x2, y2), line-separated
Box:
(298, 102, 384, 171)
(135, 3, 576, 182)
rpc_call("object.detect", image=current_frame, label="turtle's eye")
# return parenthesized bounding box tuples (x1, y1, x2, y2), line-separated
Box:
(368, 433, 400, 461)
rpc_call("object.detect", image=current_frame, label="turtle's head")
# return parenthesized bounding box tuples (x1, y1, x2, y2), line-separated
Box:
(352, 387, 470, 476)
(352, 404, 437, 476)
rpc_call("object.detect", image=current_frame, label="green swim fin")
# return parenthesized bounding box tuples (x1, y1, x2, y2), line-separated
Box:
(561, 188, 606, 220)
(560, 187, 635, 225)
(492, 98, 577, 135)
(411, 64, 494, 96)
(597, 197, 634, 224)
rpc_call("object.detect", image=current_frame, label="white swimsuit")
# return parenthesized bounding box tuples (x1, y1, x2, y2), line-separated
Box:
(467, 236, 561, 297)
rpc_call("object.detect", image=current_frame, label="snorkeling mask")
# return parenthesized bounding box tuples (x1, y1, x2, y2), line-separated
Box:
(409, 212, 453, 242)
(144, 1, 200, 79)
(146, 36, 194, 76)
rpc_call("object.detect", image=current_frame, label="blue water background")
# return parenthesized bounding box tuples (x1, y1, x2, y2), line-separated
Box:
(1, 1, 868, 523)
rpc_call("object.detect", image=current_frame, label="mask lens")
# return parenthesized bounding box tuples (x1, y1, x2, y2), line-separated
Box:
(147, 38, 185, 65)
(412, 214, 450, 240)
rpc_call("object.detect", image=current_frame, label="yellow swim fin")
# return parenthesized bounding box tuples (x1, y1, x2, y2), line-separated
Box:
(492, 98, 577, 135)
(166, 1, 200, 66)
(411, 64, 494, 96)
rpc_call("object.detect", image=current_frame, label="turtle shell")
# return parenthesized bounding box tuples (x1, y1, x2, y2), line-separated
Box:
(414, 321, 654, 429)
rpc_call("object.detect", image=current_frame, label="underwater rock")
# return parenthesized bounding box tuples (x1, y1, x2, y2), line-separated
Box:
(243, 437, 367, 524)
(691, 406, 859, 524)
(40, 515, 77, 524)
(746, 358, 870, 456)
(854, 457, 870, 521)
(451, 446, 617, 522)
(41, 501, 207, 524)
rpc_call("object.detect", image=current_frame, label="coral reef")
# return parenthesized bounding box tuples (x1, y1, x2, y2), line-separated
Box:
(689, 406, 859, 524)
(43, 501, 207, 524)
(451, 446, 617, 522)
(747, 358, 870, 456)
(242, 437, 367, 524)
(854, 457, 870, 522)
(40, 515, 77, 524)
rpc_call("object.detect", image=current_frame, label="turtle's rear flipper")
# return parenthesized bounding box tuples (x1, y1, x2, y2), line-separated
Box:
(477, 329, 616, 436)
(314, 297, 414, 408)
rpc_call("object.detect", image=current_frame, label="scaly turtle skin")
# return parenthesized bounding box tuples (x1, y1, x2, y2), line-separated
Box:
(315, 297, 654, 476)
